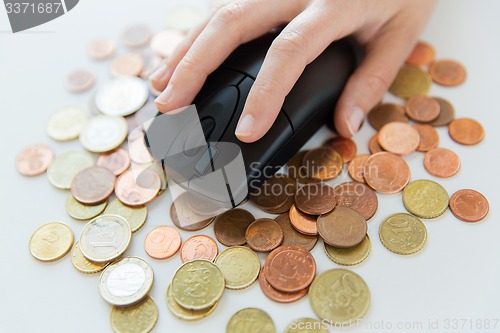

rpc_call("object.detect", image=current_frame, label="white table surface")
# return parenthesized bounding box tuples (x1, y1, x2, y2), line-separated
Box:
(1, 1, 499, 332)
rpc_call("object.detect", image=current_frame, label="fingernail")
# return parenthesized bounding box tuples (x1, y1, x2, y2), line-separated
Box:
(155, 84, 173, 106)
(346, 106, 364, 136)
(235, 114, 255, 138)
(149, 63, 167, 82)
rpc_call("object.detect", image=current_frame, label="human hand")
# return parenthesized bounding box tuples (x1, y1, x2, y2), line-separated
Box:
(150, 0, 436, 142)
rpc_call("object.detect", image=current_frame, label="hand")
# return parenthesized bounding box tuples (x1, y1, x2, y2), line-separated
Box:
(150, 0, 436, 142)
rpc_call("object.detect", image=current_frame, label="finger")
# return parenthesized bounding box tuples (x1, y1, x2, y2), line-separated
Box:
(155, 0, 306, 113)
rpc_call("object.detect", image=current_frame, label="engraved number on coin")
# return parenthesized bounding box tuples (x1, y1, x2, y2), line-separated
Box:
(387, 216, 413, 234)
(330, 273, 361, 309)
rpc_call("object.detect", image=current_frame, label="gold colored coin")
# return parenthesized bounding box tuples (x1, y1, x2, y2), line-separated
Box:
(309, 269, 370, 325)
(104, 198, 148, 233)
(166, 284, 218, 321)
(110, 296, 158, 333)
(324, 235, 371, 266)
(65, 194, 107, 220)
(403, 179, 449, 218)
(389, 65, 432, 99)
(379, 213, 427, 255)
(70, 241, 109, 274)
(285, 318, 329, 333)
(215, 246, 261, 290)
(226, 308, 276, 333)
(46, 105, 88, 141)
(47, 150, 94, 189)
(29, 222, 74, 262)
(171, 259, 225, 310)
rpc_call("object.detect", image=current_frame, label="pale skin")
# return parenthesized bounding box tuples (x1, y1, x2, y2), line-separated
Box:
(150, 0, 436, 142)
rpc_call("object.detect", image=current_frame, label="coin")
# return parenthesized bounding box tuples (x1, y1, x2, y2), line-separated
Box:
(104, 198, 148, 233)
(47, 150, 94, 189)
(97, 148, 131, 176)
(322, 136, 357, 163)
(65, 69, 95, 93)
(259, 267, 307, 303)
(133, 101, 159, 130)
(170, 193, 215, 231)
(29, 222, 74, 262)
(110, 53, 144, 77)
(430, 97, 455, 127)
(150, 30, 185, 58)
(144, 226, 181, 260)
(412, 124, 439, 152)
(429, 59, 467, 86)
(46, 105, 88, 141)
(449, 189, 489, 223)
(367, 103, 408, 130)
(80, 115, 128, 153)
(294, 183, 337, 215)
(364, 152, 411, 194)
(215, 246, 261, 290)
(405, 96, 440, 123)
(79, 214, 132, 263)
(378, 122, 420, 155)
(180, 235, 218, 263)
(88, 38, 116, 60)
(424, 147, 461, 178)
(286, 150, 307, 179)
(226, 308, 276, 333)
(369, 134, 384, 154)
(448, 117, 485, 145)
(309, 269, 370, 324)
(15, 144, 54, 176)
(70, 166, 115, 204)
(129, 136, 154, 164)
(379, 213, 427, 255)
(166, 284, 218, 321)
(213, 208, 255, 246)
(389, 65, 432, 99)
(65, 193, 107, 220)
(324, 235, 371, 266)
(264, 245, 316, 293)
(165, 4, 206, 32)
(289, 204, 318, 236)
(110, 296, 158, 333)
(134, 162, 168, 194)
(403, 180, 449, 219)
(121, 24, 152, 48)
(250, 175, 296, 214)
(70, 241, 109, 274)
(96, 77, 149, 117)
(171, 259, 225, 310)
(334, 182, 378, 221)
(99, 256, 154, 306)
(245, 218, 283, 252)
(317, 207, 367, 248)
(139, 49, 163, 79)
(405, 41, 436, 67)
(347, 154, 369, 183)
(274, 213, 318, 251)
(302, 147, 343, 180)
(115, 168, 160, 206)
(186, 192, 225, 216)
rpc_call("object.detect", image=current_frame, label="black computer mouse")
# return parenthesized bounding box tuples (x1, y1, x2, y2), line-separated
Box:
(146, 29, 361, 208)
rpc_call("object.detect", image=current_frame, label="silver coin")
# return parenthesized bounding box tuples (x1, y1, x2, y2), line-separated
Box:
(98, 256, 154, 306)
(79, 214, 132, 263)
(96, 77, 149, 117)
(47, 150, 94, 189)
(46, 105, 88, 141)
(79, 115, 128, 153)
(165, 5, 206, 32)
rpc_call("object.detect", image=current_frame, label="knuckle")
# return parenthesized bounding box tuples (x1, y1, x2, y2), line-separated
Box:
(178, 52, 199, 73)
(213, 1, 244, 26)
(253, 76, 282, 99)
(272, 29, 307, 56)
(363, 71, 391, 98)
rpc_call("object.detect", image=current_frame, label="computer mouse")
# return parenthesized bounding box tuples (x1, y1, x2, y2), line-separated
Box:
(146, 29, 361, 209)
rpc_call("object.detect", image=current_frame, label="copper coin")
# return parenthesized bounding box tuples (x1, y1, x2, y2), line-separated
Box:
(150, 30, 185, 58)
(97, 148, 131, 176)
(369, 135, 384, 154)
(347, 154, 369, 183)
(424, 148, 461, 178)
(144, 226, 181, 259)
(295, 183, 337, 215)
(128, 137, 154, 164)
(378, 122, 420, 155)
(317, 206, 367, 248)
(429, 59, 467, 86)
(322, 137, 357, 163)
(289, 204, 318, 236)
(287, 150, 308, 179)
(186, 192, 225, 217)
(274, 213, 318, 251)
(115, 168, 160, 206)
(258, 267, 307, 303)
(65, 69, 95, 93)
(109, 53, 144, 77)
(213, 208, 255, 246)
(412, 124, 439, 152)
(334, 182, 378, 221)
(364, 152, 411, 194)
(70, 166, 115, 204)
(88, 38, 116, 60)
(180, 235, 218, 263)
(367, 103, 408, 130)
(430, 97, 455, 127)
(170, 193, 215, 231)
(406, 41, 436, 67)
(245, 218, 284, 252)
(405, 96, 440, 123)
(250, 175, 296, 214)
(449, 118, 485, 145)
(15, 144, 54, 176)
(264, 245, 316, 293)
(302, 147, 343, 180)
(449, 189, 489, 223)
(121, 24, 152, 48)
